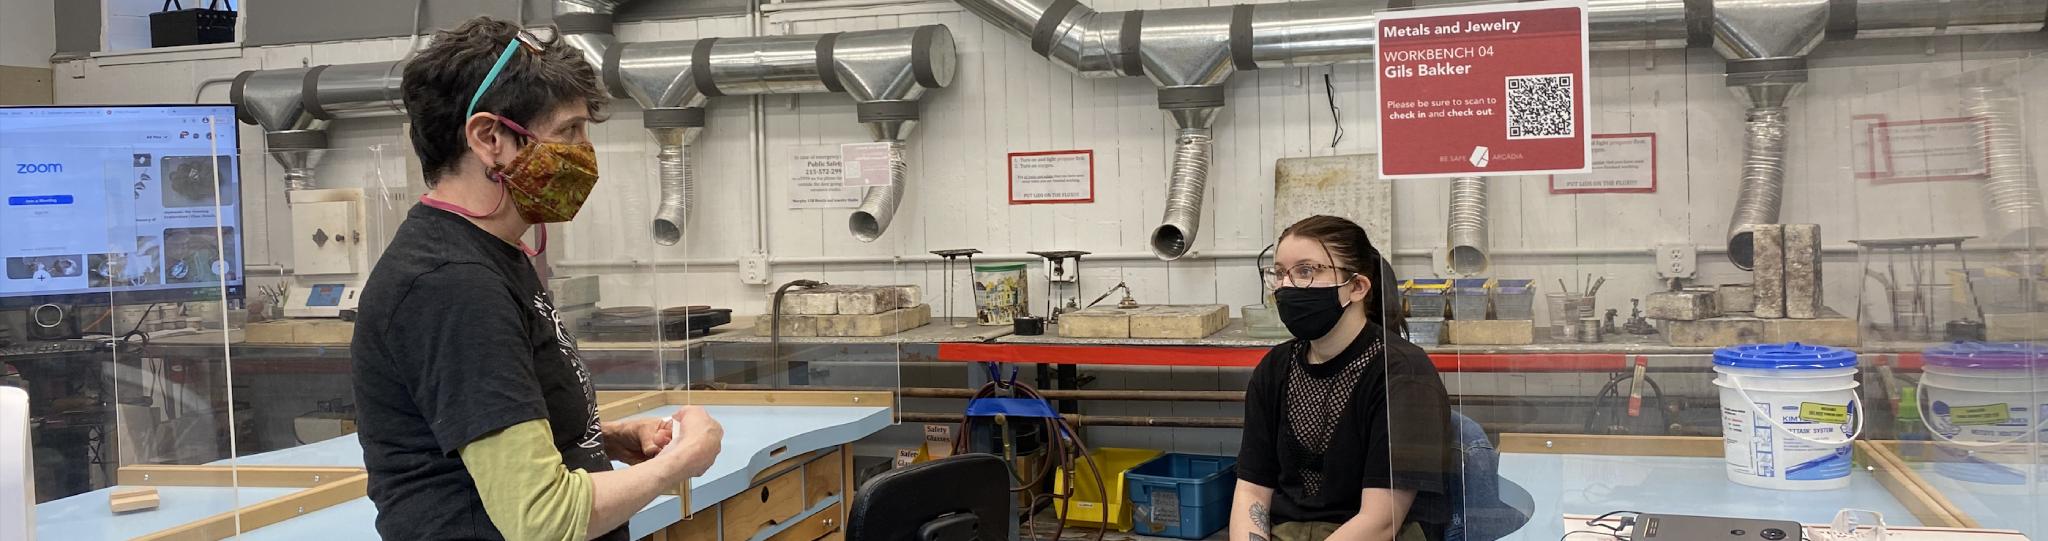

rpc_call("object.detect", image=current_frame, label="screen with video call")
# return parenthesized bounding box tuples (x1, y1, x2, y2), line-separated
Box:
(0, 105, 244, 307)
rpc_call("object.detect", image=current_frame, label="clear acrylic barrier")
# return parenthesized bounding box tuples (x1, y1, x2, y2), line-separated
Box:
(1400, 48, 2048, 541)
(6, 107, 241, 534)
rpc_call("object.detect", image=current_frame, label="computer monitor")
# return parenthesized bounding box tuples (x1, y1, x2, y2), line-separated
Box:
(0, 105, 245, 310)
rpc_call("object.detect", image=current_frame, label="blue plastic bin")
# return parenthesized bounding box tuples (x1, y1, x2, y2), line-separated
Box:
(1126, 453, 1238, 540)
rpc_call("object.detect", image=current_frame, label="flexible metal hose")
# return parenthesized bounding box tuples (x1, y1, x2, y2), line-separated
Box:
(1725, 106, 1788, 270)
(1446, 176, 1490, 275)
(284, 167, 316, 192)
(1965, 84, 2048, 245)
(651, 133, 695, 246)
(850, 141, 909, 243)
(1150, 128, 1214, 260)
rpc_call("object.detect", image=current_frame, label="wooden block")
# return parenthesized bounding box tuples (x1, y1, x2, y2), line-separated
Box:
(1445, 319, 1533, 345)
(1499, 434, 1722, 457)
(1753, 224, 1786, 318)
(757, 305, 931, 337)
(1716, 284, 1756, 313)
(243, 319, 354, 345)
(1058, 308, 1135, 338)
(1662, 316, 1765, 347)
(1784, 224, 1823, 319)
(1128, 305, 1230, 339)
(244, 320, 293, 344)
(110, 486, 159, 513)
(1984, 312, 2048, 341)
(806, 450, 845, 508)
(1645, 291, 1719, 321)
(1762, 313, 1859, 346)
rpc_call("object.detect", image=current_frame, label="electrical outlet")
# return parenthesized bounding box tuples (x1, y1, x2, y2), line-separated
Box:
(1655, 243, 1696, 279)
(739, 252, 770, 285)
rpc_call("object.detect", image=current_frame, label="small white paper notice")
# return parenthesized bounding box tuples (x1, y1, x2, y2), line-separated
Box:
(1008, 150, 1094, 204)
(1550, 133, 1655, 194)
(841, 142, 896, 188)
(787, 145, 862, 209)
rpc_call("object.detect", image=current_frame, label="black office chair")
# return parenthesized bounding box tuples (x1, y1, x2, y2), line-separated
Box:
(848, 453, 1015, 541)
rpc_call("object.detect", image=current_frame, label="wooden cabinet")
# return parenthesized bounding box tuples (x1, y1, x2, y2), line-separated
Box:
(641, 445, 850, 541)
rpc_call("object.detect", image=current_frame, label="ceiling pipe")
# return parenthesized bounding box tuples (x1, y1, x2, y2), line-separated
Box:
(609, 26, 955, 245)
(953, 0, 2047, 262)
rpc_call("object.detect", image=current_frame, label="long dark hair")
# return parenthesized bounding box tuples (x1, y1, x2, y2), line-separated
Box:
(1279, 215, 1407, 337)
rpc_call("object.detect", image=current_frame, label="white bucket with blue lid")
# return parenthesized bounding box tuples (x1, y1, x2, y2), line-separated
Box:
(1919, 342, 2048, 494)
(1712, 342, 1863, 490)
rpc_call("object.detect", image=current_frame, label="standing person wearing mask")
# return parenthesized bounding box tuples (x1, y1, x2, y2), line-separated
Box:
(1230, 215, 1455, 541)
(351, 17, 724, 541)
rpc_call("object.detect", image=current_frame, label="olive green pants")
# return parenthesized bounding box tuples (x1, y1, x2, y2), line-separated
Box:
(1272, 521, 1428, 541)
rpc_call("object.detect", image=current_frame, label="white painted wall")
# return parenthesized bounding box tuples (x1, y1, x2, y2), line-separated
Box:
(1, 0, 57, 67)
(46, 3, 2048, 328)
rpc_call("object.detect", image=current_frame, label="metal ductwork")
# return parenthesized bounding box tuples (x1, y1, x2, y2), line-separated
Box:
(1714, 0, 1826, 270)
(1964, 81, 2048, 247)
(230, 67, 332, 191)
(954, 0, 2048, 261)
(610, 26, 955, 245)
(1446, 176, 1489, 275)
(557, 0, 631, 99)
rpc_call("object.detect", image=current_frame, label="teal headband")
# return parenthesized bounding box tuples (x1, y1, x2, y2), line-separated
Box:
(464, 39, 524, 118)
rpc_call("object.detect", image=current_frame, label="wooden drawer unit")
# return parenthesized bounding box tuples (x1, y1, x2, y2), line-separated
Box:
(766, 502, 843, 541)
(805, 449, 845, 508)
(723, 470, 806, 541)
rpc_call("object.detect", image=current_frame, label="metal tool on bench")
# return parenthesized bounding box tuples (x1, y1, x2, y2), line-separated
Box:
(1027, 251, 1088, 324)
(930, 249, 983, 328)
(1086, 281, 1138, 310)
(1625, 299, 1658, 336)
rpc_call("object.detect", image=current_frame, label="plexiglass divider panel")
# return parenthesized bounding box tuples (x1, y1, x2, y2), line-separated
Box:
(1401, 51, 2048, 541)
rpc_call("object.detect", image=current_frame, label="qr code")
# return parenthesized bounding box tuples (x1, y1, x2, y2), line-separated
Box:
(1505, 74, 1575, 139)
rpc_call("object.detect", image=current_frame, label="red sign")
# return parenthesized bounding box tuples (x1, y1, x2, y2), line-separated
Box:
(1375, 1, 1591, 179)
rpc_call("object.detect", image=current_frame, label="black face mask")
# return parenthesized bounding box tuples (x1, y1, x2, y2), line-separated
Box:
(1274, 285, 1350, 340)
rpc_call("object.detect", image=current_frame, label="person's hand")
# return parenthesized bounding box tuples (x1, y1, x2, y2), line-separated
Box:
(654, 406, 723, 481)
(602, 418, 673, 465)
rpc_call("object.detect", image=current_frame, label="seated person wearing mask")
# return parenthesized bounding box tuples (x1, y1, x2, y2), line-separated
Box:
(1230, 216, 1456, 541)
(351, 17, 723, 541)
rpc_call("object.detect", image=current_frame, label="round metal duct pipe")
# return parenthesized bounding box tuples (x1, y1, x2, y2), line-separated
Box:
(1447, 176, 1490, 275)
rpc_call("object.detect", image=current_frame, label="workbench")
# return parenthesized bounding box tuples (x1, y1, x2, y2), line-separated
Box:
(33, 391, 892, 541)
(1496, 434, 2043, 540)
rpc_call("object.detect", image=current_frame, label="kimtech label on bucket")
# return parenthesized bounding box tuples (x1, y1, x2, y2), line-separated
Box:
(1713, 342, 1862, 491)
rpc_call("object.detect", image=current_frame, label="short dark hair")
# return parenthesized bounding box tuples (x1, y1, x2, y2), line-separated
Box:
(401, 17, 607, 186)
(1280, 215, 1407, 337)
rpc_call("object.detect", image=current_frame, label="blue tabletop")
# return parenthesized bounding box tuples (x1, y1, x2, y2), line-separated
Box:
(1498, 453, 1921, 540)
(1918, 469, 2046, 540)
(38, 404, 892, 540)
(37, 486, 303, 539)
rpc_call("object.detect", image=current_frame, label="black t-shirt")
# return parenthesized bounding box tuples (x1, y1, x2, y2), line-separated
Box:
(351, 204, 622, 541)
(1236, 323, 1454, 538)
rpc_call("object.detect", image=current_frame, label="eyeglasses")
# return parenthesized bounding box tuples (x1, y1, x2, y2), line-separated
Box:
(1262, 262, 1357, 289)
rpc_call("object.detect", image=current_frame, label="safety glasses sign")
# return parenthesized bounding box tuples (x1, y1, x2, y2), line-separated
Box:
(1374, 0, 1591, 179)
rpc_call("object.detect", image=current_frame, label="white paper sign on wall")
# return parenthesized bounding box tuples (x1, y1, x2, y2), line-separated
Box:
(1549, 133, 1656, 194)
(840, 142, 896, 188)
(786, 145, 862, 209)
(1008, 150, 1094, 204)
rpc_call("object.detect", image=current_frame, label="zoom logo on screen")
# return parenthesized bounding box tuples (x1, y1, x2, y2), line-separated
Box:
(14, 163, 64, 174)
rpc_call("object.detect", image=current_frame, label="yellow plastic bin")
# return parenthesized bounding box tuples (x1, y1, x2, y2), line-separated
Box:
(1054, 447, 1164, 531)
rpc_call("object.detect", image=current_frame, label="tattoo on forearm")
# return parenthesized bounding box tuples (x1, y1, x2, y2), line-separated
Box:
(1250, 502, 1271, 534)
